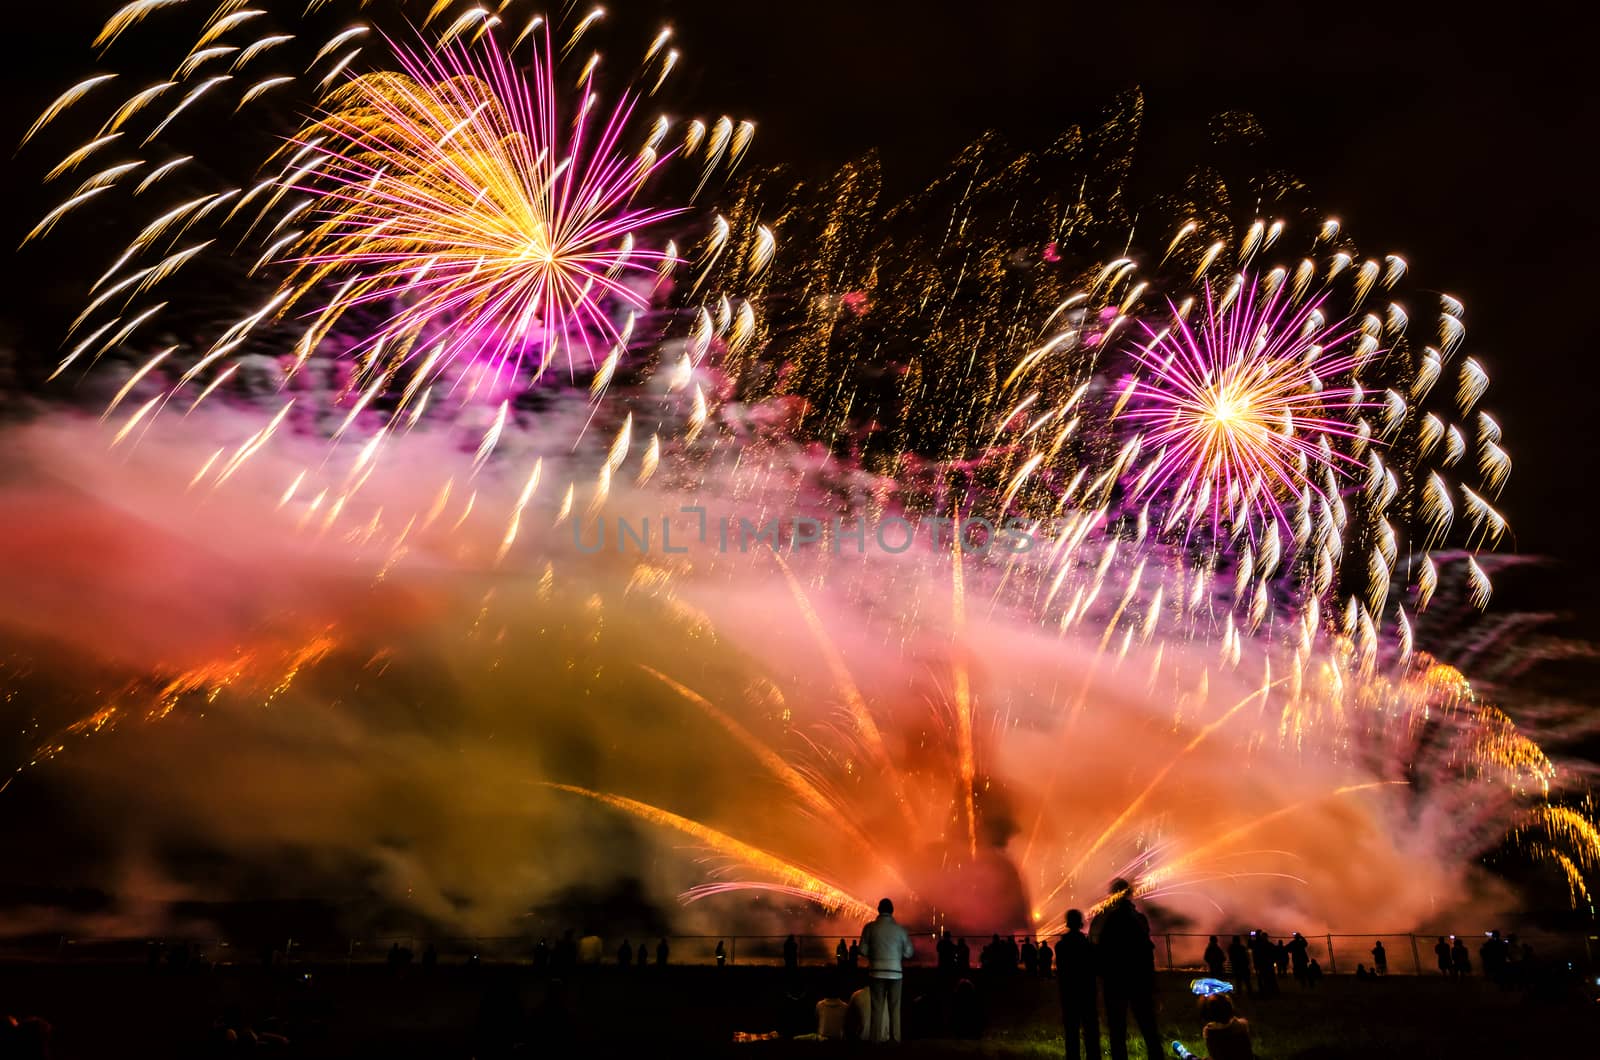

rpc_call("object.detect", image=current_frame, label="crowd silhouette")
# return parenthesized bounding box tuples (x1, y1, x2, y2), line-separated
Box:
(32, 899, 1576, 1056)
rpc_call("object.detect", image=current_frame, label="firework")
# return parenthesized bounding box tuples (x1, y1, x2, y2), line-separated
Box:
(1116, 281, 1366, 539)
(514, 122, 1591, 929)
(6, 14, 1594, 945)
(20, 1, 759, 532)
(278, 30, 680, 398)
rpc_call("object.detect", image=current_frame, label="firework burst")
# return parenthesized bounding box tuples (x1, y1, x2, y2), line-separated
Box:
(279, 28, 681, 400)
(1118, 281, 1366, 538)
(20, 1, 759, 532)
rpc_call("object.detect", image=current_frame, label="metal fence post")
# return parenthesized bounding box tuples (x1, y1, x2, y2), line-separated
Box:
(1164, 934, 1174, 970)
(1410, 934, 1422, 975)
(1325, 934, 1336, 974)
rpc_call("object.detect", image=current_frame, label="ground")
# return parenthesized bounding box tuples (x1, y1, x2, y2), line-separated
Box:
(0, 963, 1595, 1057)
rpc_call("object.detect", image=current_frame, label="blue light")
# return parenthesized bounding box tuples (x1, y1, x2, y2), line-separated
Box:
(1189, 977, 1236, 997)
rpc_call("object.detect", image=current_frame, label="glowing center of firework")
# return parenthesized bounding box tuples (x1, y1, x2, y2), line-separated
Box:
(1123, 285, 1365, 534)
(521, 222, 560, 266)
(1202, 384, 1254, 429)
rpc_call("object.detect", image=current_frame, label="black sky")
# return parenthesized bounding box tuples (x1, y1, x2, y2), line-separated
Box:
(4, 0, 1597, 625)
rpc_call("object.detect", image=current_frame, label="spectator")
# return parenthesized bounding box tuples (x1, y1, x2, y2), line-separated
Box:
(1305, 957, 1323, 988)
(1249, 933, 1278, 998)
(813, 996, 849, 1040)
(636, 942, 648, 968)
(1480, 930, 1507, 986)
(1021, 937, 1038, 976)
(555, 929, 578, 972)
(848, 939, 861, 968)
(955, 936, 971, 971)
(1227, 935, 1252, 996)
(1199, 994, 1253, 1060)
(1038, 937, 1054, 979)
(618, 939, 633, 967)
(837, 938, 850, 967)
(936, 930, 955, 972)
(859, 897, 915, 1043)
(1094, 879, 1161, 1060)
(783, 933, 799, 971)
(1434, 936, 1451, 976)
(1287, 933, 1310, 985)
(848, 987, 872, 1041)
(1451, 937, 1471, 978)
(532, 937, 549, 971)
(1370, 940, 1387, 976)
(655, 937, 669, 966)
(715, 940, 727, 967)
(1057, 909, 1100, 1060)
(1204, 936, 1227, 980)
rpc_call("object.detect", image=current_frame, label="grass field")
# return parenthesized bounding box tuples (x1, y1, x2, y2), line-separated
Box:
(0, 962, 1595, 1058)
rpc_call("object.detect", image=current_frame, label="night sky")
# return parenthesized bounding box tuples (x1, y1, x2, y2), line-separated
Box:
(3, 0, 1596, 623)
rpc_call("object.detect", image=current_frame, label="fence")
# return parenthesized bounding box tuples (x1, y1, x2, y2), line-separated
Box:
(3, 930, 1595, 973)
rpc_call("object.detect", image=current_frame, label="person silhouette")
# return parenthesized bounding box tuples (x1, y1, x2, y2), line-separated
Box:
(715, 940, 727, 967)
(1249, 932, 1278, 998)
(1199, 993, 1254, 1060)
(1057, 909, 1100, 1060)
(783, 934, 799, 971)
(1204, 936, 1227, 979)
(836, 939, 849, 967)
(859, 897, 914, 1043)
(955, 935, 971, 970)
(636, 941, 648, 968)
(1287, 933, 1310, 984)
(1093, 879, 1159, 1060)
(1480, 931, 1506, 986)
(1227, 935, 1252, 996)
(533, 937, 550, 971)
(618, 939, 633, 967)
(848, 939, 861, 967)
(1037, 937, 1054, 979)
(655, 938, 669, 966)
(1370, 940, 1387, 976)
(556, 929, 578, 972)
(1021, 937, 1038, 976)
(981, 934, 1001, 974)
(1450, 937, 1470, 977)
(1434, 936, 1451, 976)
(936, 930, 955, 972)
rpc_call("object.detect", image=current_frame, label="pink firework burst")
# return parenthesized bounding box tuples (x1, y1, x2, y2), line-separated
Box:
(1120, 277, 1370, 536)
(279, 26, 682, 397)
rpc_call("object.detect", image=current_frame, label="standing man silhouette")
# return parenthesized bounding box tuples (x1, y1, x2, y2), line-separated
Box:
(1093, 879, 1161, 1060)
(1057, 909, 1100, 1060)
(859, 898, 915, 1042)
